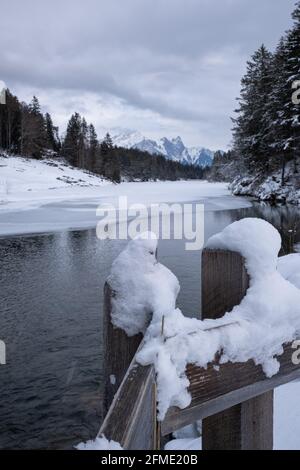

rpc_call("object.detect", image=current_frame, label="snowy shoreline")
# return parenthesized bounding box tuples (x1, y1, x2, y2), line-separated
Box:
(229, 164, 300, 205)
(0, 155, 252, 237)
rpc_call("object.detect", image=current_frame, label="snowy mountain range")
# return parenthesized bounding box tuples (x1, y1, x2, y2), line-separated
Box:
(112, 130, 216, 168)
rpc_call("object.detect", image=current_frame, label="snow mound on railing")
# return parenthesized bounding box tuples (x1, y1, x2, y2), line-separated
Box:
(109, 219, 300, 420)
(108, 231, 180, 336)
(206, 217, 281, 279)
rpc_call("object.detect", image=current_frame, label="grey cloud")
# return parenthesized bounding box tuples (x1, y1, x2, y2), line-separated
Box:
(0, 0, 296, 147)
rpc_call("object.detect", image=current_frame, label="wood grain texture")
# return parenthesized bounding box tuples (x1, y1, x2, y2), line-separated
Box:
(102, 282, 143, 417)
(199, 393, 273, 450)
(241, 391, 274, 450)
(161, 342, 300, 436)
(99, 349, 157, 450)
(201, 249, 249, 319)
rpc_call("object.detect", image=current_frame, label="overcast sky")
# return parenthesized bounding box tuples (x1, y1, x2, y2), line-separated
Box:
(0, 0, 296, 149)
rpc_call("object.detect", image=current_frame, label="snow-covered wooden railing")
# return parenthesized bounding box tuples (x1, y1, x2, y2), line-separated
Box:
(101, 283, 158, 450)
(100, 340, 157, 450)
(98, 229, 300, 450)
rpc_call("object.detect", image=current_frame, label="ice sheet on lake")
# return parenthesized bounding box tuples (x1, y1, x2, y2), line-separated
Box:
(0, 156, 251, 236)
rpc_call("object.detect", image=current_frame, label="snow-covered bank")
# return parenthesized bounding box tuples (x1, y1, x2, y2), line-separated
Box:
(230, 164, 300, 205)
(0, 154, 109, 209)
(0, 155, 251, 237)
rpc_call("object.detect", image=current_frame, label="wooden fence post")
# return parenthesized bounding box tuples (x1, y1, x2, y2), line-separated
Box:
(99, 352, 158, 450)
(102, 282, 143, 417)
(201, 249, 274, 450)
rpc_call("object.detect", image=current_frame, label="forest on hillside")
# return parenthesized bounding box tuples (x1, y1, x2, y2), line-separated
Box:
(0, 91, 203, 183)
(209, 1, 300, 203)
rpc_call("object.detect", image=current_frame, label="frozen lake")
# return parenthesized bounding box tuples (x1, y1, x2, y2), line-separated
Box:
(0, 180, 251, 237)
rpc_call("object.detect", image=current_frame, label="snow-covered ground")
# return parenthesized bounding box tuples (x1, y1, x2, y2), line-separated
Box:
(0, 154, 109, 209)
(0, 155, 251, 237)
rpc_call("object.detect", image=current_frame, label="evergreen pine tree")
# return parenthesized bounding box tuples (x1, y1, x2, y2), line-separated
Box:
(87, 123, 99, 171)
(62, 113, 82, 166)
(263, 37, 291, 183)
(29, 96, 41, 115)
(45, 112, 59, 152)
(78, 117, 88, 168)
(100, 133, 120, 182)
(232, 45, 273, 170)
(21, 96, 47, 158)
(276, 2, 300, 173)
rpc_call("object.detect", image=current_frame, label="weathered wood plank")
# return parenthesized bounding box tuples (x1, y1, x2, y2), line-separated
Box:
(162, 341, 300, 436)
(99, 349, 157, 450)
(241, 391, 274, 450)
(198, 393, 273, 450)
(103, 282, 143, 416)
(201, 249, 249, 318)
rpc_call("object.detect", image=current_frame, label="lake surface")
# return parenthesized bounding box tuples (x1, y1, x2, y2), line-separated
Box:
(0, 201, 299, 449)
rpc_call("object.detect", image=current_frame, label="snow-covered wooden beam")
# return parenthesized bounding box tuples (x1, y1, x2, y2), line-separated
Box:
(161, 340, 299, 437)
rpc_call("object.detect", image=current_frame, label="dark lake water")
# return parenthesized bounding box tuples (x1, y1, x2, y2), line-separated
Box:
(0, 201, 299, 449)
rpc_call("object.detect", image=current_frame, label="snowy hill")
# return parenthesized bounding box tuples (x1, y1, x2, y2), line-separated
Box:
(0, 153, 108, 206)
(112, 130, 216, 168)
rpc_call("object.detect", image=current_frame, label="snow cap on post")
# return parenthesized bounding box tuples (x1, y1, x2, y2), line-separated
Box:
(206, 218, 281, 280)
(108, 231, 180, 336)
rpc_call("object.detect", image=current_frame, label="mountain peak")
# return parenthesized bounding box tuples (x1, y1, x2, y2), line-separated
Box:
(172, 136, 183, 144)
(112, 129, 215, 168)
